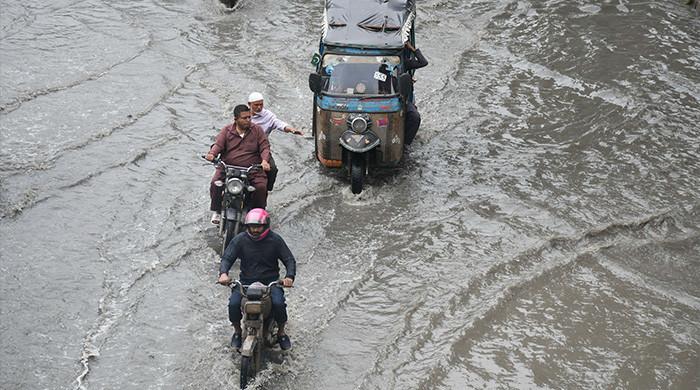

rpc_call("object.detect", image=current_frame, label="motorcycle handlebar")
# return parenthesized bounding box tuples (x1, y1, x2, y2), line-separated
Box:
(202, 156, 262, 173)
(219, 280, 287, 288)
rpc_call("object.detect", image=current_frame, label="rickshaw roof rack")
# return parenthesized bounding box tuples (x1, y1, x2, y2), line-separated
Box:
(322, 0, 416, 49)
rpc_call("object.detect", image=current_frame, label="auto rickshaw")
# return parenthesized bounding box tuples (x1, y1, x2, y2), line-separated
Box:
(308, 0, 417, 194)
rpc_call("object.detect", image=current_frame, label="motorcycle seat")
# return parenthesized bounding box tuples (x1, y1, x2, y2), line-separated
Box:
(246, 288, 264, 301)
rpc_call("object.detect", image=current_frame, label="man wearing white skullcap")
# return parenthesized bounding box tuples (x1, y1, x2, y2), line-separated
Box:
(247, 92, 302, 136)
(248, 92, 303, 191)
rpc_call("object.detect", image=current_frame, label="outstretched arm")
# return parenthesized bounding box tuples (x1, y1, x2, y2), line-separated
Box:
(268, 111, 290, 134)
(266, 109, 303, 136)
(283, 125, 304, 136)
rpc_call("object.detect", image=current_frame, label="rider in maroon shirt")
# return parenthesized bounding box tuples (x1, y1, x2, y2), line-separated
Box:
(205, 105, 271, 224)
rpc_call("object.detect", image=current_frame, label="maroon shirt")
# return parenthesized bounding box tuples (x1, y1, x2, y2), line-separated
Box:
(210, 123, 270, 167)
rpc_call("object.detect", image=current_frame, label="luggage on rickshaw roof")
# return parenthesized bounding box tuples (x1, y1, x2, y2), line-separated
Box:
(322, 0, 416, 49)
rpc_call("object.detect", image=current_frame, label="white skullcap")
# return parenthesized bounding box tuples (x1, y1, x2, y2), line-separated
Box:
(248, 92, 264, 102)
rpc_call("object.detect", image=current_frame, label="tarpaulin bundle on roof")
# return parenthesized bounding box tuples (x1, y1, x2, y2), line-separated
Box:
(322, 0, 416, 48)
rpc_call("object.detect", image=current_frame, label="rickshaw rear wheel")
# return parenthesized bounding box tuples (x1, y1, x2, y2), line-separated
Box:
(350, 153, 365, 194)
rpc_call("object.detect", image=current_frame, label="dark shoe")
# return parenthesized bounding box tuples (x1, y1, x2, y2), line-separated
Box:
(277, 334, 291, 351)
(231, 333, 242, 350)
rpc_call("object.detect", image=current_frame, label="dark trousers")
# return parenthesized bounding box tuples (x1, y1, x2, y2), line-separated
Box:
(267, 155, 278, 191)
(405, 102, 421, 145)
(228, 285, 287, 325)
(210, 167, 268, 211)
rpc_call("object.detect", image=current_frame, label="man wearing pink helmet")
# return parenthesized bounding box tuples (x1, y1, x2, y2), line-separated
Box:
(217, 208, 296, 351)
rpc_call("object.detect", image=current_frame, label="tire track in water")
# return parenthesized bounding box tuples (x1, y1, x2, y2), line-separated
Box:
(0, 3, 33, 40)
(72, 167, 211, 388)
(1, 134, 172, 220)
(254, 191, 408, 388)
(2, 0, 221, 116)
(74, 243, 206, 389)
(597, 253, 700, 311)
(416, 0, 517, 98)
(357, 207, 699, 388)
(0, 0, 157, 113)
(0, 64, 205, 219)
(247, 3, 522, 386)
(0, 46, 151, 115)
(0, 0, 92, 40)
(319, 2, 700, 382)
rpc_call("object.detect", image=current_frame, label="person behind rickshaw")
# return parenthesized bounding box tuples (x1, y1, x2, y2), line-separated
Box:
(205, 105, 271, 224)
(403, 41, 429, 146)
(248, 92, 304, 192)
(217, 208, 296, 351)
(376, 63, 389, 92)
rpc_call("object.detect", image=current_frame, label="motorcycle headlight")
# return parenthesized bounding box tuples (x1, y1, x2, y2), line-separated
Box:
(244, 302, 262, 314)
(351, 117, 368, 133)
(226, 178, 244, 195)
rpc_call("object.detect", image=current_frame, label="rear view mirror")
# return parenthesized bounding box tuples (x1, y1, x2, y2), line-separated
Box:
(311, 53, 321, 66)
(398, 73, 413, 98)
(309, 73, 322, 94)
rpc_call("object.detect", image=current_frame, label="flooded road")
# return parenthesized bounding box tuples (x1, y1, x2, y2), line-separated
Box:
(1, 0, 699, 389)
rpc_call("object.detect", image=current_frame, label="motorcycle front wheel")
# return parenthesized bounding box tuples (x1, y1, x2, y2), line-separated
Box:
(240, 355, 254, 389)
(222, 219, 236, 255)
(253, 342, 263, 378)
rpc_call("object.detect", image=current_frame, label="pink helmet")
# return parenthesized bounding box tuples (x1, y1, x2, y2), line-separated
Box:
(244, 208, 270, 240)
(244, 208, 269, 225)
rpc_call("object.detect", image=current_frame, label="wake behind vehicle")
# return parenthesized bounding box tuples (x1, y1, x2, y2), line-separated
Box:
(308, 0, 417, 193)
(207, 158, 262, 254)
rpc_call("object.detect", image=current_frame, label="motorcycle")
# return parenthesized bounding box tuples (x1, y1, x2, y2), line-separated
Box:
(228, 280, 285, 389)
(207, 158, 262, 254)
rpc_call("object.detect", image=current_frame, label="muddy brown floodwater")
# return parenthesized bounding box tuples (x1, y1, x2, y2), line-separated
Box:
(1, 1, 699, 389)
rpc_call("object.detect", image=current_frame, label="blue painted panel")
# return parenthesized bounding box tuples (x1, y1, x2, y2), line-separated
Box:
(316, 95, 402, 113)
(323, 46, 401, 56)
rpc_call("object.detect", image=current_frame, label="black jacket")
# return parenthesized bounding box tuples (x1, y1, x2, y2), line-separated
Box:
(219, 231, 296, 284)
(404, 48, 429, 72)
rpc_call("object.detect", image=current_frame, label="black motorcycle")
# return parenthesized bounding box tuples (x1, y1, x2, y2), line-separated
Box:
(209, 158, 262, 254)
(227, 280, 285, 389)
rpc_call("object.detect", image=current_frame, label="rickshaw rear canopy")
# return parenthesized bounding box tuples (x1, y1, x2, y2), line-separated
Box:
(322, 0, 416, 48)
